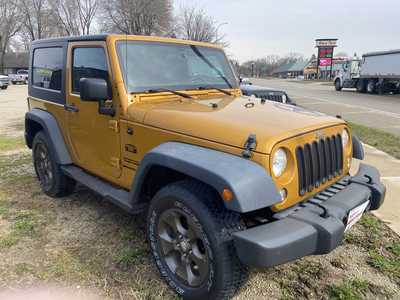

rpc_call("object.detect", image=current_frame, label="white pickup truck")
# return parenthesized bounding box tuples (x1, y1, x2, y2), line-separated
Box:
(0, 75, 10, 89)
(9, 69, 29, 85)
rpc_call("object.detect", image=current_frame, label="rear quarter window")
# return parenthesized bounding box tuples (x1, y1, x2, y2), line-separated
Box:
(32, 47, 63, 91)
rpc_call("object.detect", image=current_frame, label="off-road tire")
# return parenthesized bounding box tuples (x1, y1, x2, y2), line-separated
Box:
(32, 131, 75, 197)
(147, 180, 249, 300)
(335, 79, 342, 91)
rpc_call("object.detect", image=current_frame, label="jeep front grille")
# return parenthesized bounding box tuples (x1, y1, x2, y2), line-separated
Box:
(296, 134, 343, 196)
(260, 93, 283, 102)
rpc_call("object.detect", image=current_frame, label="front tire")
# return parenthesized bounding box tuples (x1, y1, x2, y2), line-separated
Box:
(147, 180, 248, 300)
(1, 86, 7, 90)
(32, 131, 75, 197)
(335, 79, 342, 91)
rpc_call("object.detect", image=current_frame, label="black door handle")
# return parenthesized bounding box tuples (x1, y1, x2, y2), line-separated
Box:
(64, 104, 79, 112)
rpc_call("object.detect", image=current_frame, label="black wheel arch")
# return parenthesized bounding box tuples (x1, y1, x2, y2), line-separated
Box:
(25, 108, 72, 165)
(130, 142, 281, 213)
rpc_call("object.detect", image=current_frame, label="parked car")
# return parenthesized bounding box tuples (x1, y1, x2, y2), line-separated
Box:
(9, 69, 29, 85)
(0, 75, 10, 90)
(240, 78, 295, 105)
(25, 34, 385, 300)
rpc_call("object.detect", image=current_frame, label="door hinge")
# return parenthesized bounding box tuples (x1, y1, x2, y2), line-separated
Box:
(108, 120, 119, 133)
(111, 157, 121, 169)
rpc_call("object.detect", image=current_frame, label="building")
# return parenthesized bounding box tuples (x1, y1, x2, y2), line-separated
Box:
(0, 52, 29, 75)
(272, 60, 309, 78)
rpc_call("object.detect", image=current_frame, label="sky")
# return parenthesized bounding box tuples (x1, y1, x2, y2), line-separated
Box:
(174, 0, 400, 63)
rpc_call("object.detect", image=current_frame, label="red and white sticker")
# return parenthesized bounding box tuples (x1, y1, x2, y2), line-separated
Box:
(345, 201, 370, 232)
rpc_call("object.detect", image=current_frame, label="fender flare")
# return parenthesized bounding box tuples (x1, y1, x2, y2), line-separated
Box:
(352, 135, 364, 160)
(129, 142, 281, 213)
(25, 108, 72, 165)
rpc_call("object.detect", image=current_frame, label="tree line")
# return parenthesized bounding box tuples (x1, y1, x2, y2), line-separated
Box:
(0, 0, 228, 71)
(234, 53, 306, 77)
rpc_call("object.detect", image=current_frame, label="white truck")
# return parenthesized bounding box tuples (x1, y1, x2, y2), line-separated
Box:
(8, 69, 29, 85)
(0, 75, 10, 90)
(334, 50, 400, 94)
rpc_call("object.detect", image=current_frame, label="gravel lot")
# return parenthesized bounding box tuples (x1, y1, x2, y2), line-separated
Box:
(0, 85, 28, 135)
(0, 84, 399, 299)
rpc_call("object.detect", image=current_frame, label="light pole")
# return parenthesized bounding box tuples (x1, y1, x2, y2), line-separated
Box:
(251, 62, 255, 78)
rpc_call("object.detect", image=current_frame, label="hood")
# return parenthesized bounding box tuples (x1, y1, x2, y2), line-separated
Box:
(240, 84, 284, 94)
(131, 96, 345, 154)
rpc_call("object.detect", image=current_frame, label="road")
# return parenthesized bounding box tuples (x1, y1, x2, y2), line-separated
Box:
(252, 78, 400, 136)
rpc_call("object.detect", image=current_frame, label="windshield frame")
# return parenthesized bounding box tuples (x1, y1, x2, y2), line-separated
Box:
(115, 40, 239, 94)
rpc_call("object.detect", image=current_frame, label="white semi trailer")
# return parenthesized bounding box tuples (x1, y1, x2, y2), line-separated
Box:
(334, 50, 400, 94)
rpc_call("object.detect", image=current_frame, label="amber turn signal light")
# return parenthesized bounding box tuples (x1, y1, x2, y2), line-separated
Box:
(222, 188, 233, 202)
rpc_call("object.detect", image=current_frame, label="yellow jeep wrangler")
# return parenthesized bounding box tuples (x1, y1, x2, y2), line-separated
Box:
(25, 34, 385, 300)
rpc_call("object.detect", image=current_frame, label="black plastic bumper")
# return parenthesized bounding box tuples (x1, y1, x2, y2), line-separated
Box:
(233, 163, 386, 268)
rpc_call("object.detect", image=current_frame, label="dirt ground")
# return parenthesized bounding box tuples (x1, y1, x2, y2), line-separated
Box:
(0, 85, 399, 299)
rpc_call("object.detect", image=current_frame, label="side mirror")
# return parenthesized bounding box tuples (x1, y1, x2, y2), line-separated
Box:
(80, 78, 115, 117)
(80, 78, 109, 101)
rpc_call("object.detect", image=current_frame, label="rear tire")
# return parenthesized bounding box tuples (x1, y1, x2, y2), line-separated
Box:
(32, 131, 75, 197)
(1, 86, 7, 90)
(147, 180, 249, 300)
(367, 80, 376, 94)
(335, 79, 342, 91)
(356, 79, 366, 93)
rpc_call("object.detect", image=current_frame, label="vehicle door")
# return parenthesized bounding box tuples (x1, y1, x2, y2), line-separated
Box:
(65, 41, 121, 180)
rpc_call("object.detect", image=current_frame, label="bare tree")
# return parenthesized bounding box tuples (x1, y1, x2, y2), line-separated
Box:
(176, 5, 228, 47)
(0, 0, 21, 72)
(51, 0, 98, 35)
(100, 0, 173, 35)
(18, 0, 58, 42)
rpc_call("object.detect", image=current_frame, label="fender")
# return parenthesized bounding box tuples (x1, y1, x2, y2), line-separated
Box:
(352, 135, 364, 160)
(25, 108, 72, 165)
(129, 142, 281, 213)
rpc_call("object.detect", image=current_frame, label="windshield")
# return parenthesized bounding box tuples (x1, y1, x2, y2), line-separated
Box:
(116, 41, 238, 93)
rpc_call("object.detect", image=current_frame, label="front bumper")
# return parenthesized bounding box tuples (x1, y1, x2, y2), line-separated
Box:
(233, 163, 386, 268)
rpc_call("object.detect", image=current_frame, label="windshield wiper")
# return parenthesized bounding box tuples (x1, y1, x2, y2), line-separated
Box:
(144, 88, 193, 99)
(190, 45, 233, 89)
(197, 86, 233, 96)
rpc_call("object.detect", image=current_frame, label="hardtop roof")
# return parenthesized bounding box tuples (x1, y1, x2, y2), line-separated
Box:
(31, 34, 221, 49)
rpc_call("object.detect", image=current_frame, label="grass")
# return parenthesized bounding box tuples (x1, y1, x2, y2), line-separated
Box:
(348, 122, 400, 159)
(368, 249, 400, 279)
(113, 246, 149, 265)
(0, 235, 19, 248)
(0, 135, 25, 151)
(328, 278, 369, 300)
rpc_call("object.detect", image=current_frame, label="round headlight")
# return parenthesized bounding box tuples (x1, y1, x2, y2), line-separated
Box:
(272, 148, 287, 177)
(342, 129, 349, 148)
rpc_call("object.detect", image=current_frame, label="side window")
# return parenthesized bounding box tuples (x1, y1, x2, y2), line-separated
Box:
(72, 47, 108, 93)
(33, 47, 63, 91)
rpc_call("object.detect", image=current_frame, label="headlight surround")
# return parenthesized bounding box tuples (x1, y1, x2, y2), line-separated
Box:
(342, 129, 350, 148)
(272, 148, 287, 177)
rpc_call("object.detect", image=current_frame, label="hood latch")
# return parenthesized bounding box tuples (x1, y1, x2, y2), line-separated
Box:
(242, 134, 257, 158)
